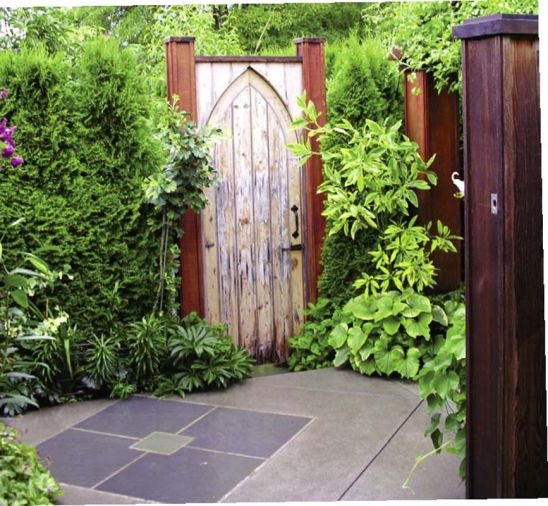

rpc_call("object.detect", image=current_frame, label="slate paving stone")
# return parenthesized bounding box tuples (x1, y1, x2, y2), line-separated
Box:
(131, 431, 194, 455)
(97, 447, 263, 503)
(181, 407, 311, 458)
(37, 429, 142, 488)
(75, 396, 211, 438)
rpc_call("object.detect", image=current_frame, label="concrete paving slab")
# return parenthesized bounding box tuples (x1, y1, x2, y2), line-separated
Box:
(341, 402, 465, 500)
(249, 367, 419, 399)
(57, 483, 153, 505)
(181, 377, 421, 501)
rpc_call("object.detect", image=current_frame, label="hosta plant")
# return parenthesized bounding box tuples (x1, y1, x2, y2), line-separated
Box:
(329, 289, 449, 380)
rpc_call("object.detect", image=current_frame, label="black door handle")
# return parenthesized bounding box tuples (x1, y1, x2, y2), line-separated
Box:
(291, 205, 299, 239)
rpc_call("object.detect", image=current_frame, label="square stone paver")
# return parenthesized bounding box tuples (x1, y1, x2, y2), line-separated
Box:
(181, 407, 311, 458)
(75, 396, 211, 438)
(37, 429, 142, 488)
(131, 431, 194, 455)
(97, 447, 263, 503)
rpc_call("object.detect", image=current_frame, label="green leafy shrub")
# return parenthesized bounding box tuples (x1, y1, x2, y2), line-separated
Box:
(290, 102, 459, 295)
(287, 298, 338, 372)
(154, 313, 254, 397)
(329, 289, 449, 379)
(0, 40, 164, 337)
(0, 422, 61, 505)
(126, 313, 167, 385)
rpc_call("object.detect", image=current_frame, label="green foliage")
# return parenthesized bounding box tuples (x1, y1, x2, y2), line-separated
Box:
(290, 104, 459, 294)
(126, 313, 167, 385)
(0, 422, 61, 505)
(287, 298, 337, 372)
(329, 290, 448, 379)
(154, 313, 254, 397)
(417, 294, 466, 480)
(361, 0, 538, 93)
(0, 40, 165, 336)
(326, 36, 402, 128)
(143, 104, 220, 313)
(82, 333, 121, 391)
(317, 228, 376, 308)
(226, 3, 365, 54)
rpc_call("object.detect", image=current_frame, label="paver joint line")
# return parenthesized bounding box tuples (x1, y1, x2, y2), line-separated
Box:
(337, 399, 424, 501)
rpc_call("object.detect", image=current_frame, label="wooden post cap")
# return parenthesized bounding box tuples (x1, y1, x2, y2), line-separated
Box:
(293, 37, 325, 44)
(165, 36, 196, 44)
(453, 13, 538, 39)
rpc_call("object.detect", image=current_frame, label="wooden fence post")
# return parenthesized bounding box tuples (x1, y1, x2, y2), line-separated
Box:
(403, 69, 462, 292)
(165, 36, 205, 317)
(295, 37, 327, 304)
(453, 14, 547, 498)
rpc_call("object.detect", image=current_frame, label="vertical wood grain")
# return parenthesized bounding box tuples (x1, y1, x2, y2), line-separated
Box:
(403, 70, 462, 292)
(165, 37, 204, 316)
(251, 89, 275, 359)
(295, 38, 327, 304)
(195, 65, 305, 362)
(456, 15, 546, 497)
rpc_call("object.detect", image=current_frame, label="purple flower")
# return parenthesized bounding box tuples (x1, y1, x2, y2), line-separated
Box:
(10, 156, 23, 168)
(1, 88, 7, 101)
(2, 145, 15, 158)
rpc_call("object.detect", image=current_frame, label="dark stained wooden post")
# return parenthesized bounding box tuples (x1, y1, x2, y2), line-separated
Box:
(403, 70, 462, 293)
(295, 37, 327, 304)
(453, 14, 547, 498)
(165, 37, 205, 316)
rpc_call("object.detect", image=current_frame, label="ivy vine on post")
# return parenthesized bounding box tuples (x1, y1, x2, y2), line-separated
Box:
(143, 98, 220, 315)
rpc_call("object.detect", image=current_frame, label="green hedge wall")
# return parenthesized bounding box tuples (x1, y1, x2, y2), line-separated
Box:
(0, 40, 164, 334)
(318, 36, 404, 309)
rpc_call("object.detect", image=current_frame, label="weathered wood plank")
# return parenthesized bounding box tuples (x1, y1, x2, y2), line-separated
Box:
(232, 87, 257, 351)
(251, 88, 275, 360)
(215, 105, 240, 340)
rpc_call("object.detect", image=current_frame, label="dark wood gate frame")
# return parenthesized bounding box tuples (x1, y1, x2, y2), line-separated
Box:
(165, 37, 327, 316)
(453, 14, 548, 498)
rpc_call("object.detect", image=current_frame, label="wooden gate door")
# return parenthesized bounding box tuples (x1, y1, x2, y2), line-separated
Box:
(197, 60, 305, 363)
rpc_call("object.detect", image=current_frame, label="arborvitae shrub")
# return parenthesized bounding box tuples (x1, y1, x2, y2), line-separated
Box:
(327, 36, 403, 127)
(317, 229, 376, 308)
(0, 40, 164, 334)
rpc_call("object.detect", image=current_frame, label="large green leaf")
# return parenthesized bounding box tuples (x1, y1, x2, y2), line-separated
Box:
(348, 326, 366, 353)
(401, 292, 431, 317)
(393, 347, 421, 378)
(11, 290, 29, 309)
(431, 304, 448, 326)
(382, 315, 400, 335)
(328, 323, 348, 349)
(333, 347, 350, 367)
(402, 312, 432, 339)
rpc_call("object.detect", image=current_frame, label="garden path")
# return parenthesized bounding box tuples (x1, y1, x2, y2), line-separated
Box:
(8, 368, 464, 503)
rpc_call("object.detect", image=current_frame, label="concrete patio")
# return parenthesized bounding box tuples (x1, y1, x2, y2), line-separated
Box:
(8, 367, 465, 504)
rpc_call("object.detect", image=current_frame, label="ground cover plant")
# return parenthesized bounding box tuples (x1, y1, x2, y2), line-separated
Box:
(0, 422, 61, 505)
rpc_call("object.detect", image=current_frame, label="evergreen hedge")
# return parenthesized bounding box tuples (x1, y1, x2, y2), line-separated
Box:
(0, 40, 164, 334)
